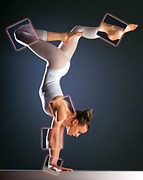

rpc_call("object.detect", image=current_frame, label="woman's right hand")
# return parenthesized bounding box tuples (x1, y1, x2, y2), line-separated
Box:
(49, 163, 73, 172)
(58, 166, 73, 171)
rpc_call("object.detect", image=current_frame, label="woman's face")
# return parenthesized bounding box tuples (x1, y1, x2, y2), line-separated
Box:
(67, 119, 88, 137)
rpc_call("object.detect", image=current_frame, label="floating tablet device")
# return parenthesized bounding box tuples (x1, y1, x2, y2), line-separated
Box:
(41, 128, 48, 150)
(6, 18, 38, 51)
(97, 13, 127, 46)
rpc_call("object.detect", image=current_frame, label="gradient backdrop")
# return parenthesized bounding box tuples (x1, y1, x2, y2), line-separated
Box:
(1, 0, 143, 171)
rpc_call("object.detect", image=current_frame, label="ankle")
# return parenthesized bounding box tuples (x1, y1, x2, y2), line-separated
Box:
(62, 32, 68, 42)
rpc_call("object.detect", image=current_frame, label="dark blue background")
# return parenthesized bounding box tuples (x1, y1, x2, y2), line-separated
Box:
(104, 14, 127, 28)
(1, 0, 143, 171)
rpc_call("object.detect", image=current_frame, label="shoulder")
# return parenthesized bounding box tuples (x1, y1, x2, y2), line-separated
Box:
(52, 97, 66, 111)
(51, 97, 68, 122)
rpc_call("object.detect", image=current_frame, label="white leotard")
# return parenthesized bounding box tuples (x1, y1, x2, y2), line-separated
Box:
(39, 60, 70, 116)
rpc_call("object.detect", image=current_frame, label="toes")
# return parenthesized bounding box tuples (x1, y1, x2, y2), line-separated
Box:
(133, 24, 138, 30)
(128, 24, 138, 31)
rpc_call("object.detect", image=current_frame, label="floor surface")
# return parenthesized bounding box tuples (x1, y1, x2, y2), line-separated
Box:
(0, 170, 143, 180)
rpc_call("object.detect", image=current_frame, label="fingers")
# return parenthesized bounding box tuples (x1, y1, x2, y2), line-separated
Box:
(59, 167, 74, 171)
(57, 165, 73, 171)
(49, 163, 74, 172)
(63, 31, 83, 45)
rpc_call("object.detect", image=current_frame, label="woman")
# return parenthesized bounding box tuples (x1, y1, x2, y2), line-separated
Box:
(14, 22, 137, 171)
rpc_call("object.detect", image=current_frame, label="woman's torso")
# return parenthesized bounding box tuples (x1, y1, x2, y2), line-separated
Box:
(39, 60, 71, 116)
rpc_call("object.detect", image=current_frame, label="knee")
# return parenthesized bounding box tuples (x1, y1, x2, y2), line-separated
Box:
(14, 26, 24, 41)
(39, 88, 42, 97)
(71, 25, 83, 32)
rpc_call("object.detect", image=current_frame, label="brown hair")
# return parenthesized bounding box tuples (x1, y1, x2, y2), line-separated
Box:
(75, 109, 93, 129)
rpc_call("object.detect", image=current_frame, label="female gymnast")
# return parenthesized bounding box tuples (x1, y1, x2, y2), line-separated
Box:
(14, 22, 137, 171)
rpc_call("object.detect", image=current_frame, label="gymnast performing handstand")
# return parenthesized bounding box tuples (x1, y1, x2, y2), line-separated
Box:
(14, 22, 137, 171)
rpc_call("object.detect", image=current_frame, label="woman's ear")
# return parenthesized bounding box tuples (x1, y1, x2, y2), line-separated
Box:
(72, 119, 78, 125)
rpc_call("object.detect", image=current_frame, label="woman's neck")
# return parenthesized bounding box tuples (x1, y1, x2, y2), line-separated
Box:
(63, 110, 75, 127)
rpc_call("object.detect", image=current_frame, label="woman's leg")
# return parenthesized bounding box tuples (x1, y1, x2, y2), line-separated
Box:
(58, 25, 100, 60)
(14, 24, 83, 69)
(28, 41, 68, 69)
(14, 23, 38, 45)
(35, 29, 83, 44)
(14, 24, 68, 69)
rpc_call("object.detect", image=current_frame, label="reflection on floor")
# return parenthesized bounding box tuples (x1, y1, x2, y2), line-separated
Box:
(0, 170, 143, 180)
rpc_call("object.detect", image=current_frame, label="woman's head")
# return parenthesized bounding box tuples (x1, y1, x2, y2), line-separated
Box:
(67, 109, 93, 137)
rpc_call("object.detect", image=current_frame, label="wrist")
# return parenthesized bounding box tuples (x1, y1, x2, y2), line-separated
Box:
(49, 156, 58, 165)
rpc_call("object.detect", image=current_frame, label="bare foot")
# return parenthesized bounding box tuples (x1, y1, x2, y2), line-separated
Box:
(124, 24, 138, 33)
(63, 31, 83, 45)
(99, 22, 125, 41)
(99, 22, 138, 41)
(107, 28, 124, 41)
(107, 24, 138, 41)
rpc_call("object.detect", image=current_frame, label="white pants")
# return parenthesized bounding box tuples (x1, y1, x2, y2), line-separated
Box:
(15, 24, 99, 70)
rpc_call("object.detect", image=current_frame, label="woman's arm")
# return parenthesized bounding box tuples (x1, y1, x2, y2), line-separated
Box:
(48, 116, 65, 165)
(47, 99, 73, 171)
(48, 123, 65, 167)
